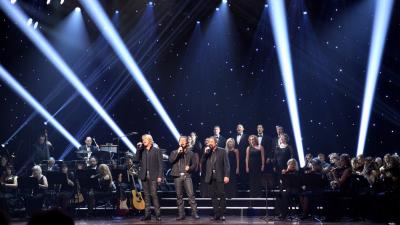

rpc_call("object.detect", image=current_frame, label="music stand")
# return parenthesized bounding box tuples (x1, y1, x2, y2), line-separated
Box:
(17, 176, 39, 196)
(301, 173, 328, 222)
(46, 172, 68, 189)
(280, 173, 301, 221)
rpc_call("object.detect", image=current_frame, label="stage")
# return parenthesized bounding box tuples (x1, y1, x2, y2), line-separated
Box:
(10, 216, 385, 225)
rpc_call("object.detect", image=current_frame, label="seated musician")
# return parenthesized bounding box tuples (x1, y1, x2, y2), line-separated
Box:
(46, 157, 60, 172)
(0, 165, 18, 212)
(329, 154, 352, 191)
(26, 165, 48, 216)
(300, 159, 329, 219)
(277, 158, 300, 220)
(58, 164, 75, 210)
(88, 164, 115, 213)
(115, 157, 136, 191)
(87, 156, 98, 171)
(77, 137, 99, 160)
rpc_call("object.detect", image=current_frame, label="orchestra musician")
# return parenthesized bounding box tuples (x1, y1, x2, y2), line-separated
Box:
(88, 164, 115, 213)
(77, 137, 99, 160)
(58, 164, 75, 210)
(0, 165, 18, 212)
(169, 136, 200, 220)
(135, 134, 163, 221)
(33, 134, 53, 165)
(25, 165, 48, 216)
(201, 136, 230, 221)
(46, 157, 59, 172)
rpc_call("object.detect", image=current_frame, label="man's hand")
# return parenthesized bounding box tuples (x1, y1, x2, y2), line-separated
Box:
(185, 166, 190, 171)
(246, 167, 249, 173)
(223, 177, 230, 184)
(236, 168, 239, 175)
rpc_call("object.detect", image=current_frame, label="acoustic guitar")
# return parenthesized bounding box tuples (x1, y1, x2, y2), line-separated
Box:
(116, 174, 129, 216)
(131, 175, 145, 210)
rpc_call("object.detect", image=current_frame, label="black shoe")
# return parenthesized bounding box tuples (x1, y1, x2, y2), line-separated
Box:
(176, 216, 185, 221)
(221, 216, 226, 221)
(141, 216, 151, 221)
(211, 216, 220, 221)
(156, 216, 161, 221)
(192, 214, 200, 219)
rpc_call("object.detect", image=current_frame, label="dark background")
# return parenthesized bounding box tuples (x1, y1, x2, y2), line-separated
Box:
(0, 0, 399, 168)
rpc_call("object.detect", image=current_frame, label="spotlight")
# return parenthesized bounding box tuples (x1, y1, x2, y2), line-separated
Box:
(74, 7, 81, 12)
(60, 0, 64, 5)
(222, 0, 227, 3)
(115, 10, 119, 14)
(196, 20, 200, 24)
(46, 0, 51, 5)
(264, 4, 268, 8)
(216, 7, 219, 11)
(148, 1, 153, 6)
(44, 121, 48, 125)
(1, 144, 5, 148)
(356, 0, 394, 156)
(80, 0, 181, 142)
(33, 21, 38, 29)
(26, 17, 32, 26)
(10, 0, 16, 4)
(303, 11, 308, 15)
(0, 65, 80, 148)
(269, 0, 305, 167)
(0, 0, 136, 152)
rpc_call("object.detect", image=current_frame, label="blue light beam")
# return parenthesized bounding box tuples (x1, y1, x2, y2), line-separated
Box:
(80, 0, 180, 141)
(356, 0, 394, 156)
(268, 0, 305, 167)
(0, 65, 80, 148)
(0, 0, 136, 152)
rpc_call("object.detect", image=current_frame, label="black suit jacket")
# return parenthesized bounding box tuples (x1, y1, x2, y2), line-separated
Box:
(234, 133, 248, 152)
(169, 148, 197, 177)
(201, 147, 230, 183)
(135, 146, 163, 181)
(215, 135, 227, 148)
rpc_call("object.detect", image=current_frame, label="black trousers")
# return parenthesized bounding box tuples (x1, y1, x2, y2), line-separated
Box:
(208, 178, 226, 217)
(174, 176, 197, 216)
(142, 177, 160, 217)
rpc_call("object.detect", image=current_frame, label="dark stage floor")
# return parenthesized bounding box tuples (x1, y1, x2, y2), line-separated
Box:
(10, 216, 385, 225)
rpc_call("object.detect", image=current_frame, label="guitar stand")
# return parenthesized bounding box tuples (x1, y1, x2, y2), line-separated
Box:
(259, 175, 278, 222)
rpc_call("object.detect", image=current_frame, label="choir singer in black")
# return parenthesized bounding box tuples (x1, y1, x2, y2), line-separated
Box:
(169, 136, 200, 220)
(135, 134, 163, 221)
(201, 136, 230, 221)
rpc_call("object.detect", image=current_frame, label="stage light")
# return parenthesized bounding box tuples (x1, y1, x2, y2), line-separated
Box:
(148, 1, 153, 7)
(26, 17, 32, 26)
(46, 0, 51, 5)
(115, 10, 119, 14)
(0, 0, 136, 152)
(269, 0, 305, 167)
(80, 0, 181, 141)
(44, 121, 48, 125)
(60, 0, 64, 5)
(0, 65, 80, 148)
(356, 0, 394, 156)
(33, 21, 38, 29)
(215, 7, 220, 11)
(10, 0, 15, 4)
(196, 20, 200, 24)
(303, 11, 308, 15)
(222, 0, 228, 4)
(74, 7, 80, 12)
(1, 144, 5, 148)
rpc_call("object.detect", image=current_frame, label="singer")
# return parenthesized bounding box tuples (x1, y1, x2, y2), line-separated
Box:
(135, 134, 163, 221)
(169, 136, 200, 220)
(201, 136, 230, 221)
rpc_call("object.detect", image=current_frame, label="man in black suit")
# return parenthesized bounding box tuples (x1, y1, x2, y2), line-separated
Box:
(234, 124, 248, 186)
(169, 136, 200, 220)
(213, 126, 226, 148)
(135, 134, 163, 221)
(201, 136, 230, 221)
(77, 136, 99, 159)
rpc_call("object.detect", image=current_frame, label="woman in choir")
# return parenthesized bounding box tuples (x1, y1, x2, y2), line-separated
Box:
(245, 135, 265, 197)
(225, 138, 239, 198)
